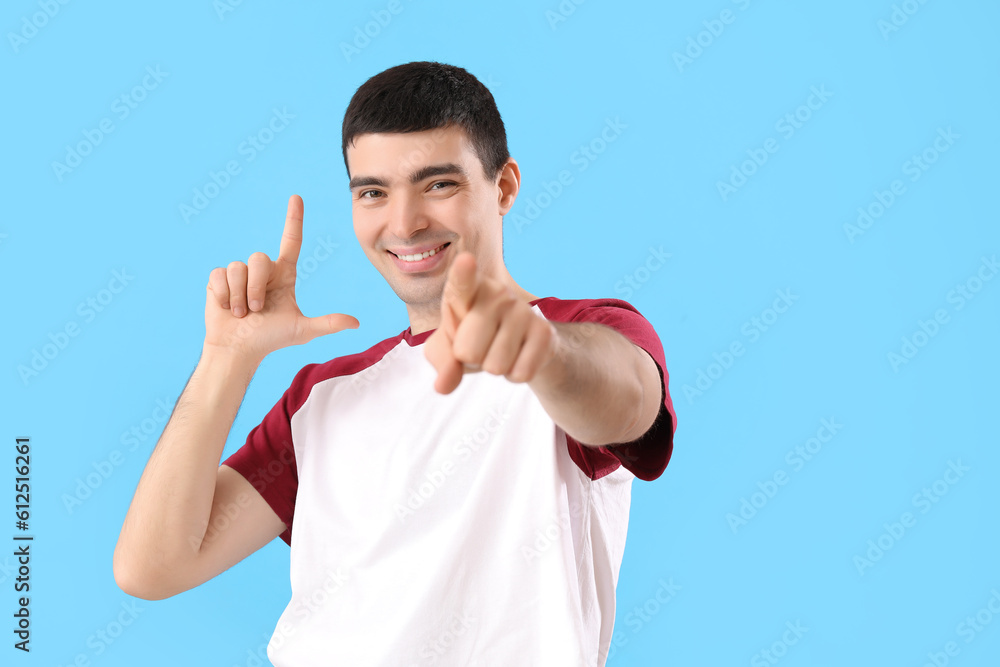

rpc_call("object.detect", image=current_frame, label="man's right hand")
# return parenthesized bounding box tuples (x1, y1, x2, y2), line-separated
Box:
(204, 194, 359, 362)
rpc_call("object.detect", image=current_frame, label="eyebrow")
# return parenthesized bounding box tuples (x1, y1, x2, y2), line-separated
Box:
(348, 162, 468, 190)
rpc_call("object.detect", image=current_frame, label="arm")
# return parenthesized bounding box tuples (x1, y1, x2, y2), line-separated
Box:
(113, 195, 358, 600)
(424, 252, 664, 447)
(113, 349, 284, 600)
(526, 320, 663, 447)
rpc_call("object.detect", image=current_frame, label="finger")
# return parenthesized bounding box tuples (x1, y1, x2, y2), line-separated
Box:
(480, 305, 532, 376)
(440, 298, 487, 379)
(299, 313, 361, 342)
(424, 328, 464, 395)
(435, 350, 464, 394)
(439, 291, 460, 338)
(208, 267, 231, 309)
(246, 252, 272, 312)
(277, 195, 304, 268)
(451, 302, 503, 370)
(442, 252, 478, 321)
(227, 261, 249, 317)
(507, 317, 556, 383)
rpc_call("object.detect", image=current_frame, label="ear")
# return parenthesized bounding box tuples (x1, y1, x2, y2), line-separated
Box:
(496, 158, 520, 216)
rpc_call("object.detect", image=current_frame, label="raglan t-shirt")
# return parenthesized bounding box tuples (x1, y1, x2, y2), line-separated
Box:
(222, 296, 676, 667)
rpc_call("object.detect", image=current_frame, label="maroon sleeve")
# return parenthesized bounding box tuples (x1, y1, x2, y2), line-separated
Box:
(222, 365, 315, 546)
(536, 298, 677, 482)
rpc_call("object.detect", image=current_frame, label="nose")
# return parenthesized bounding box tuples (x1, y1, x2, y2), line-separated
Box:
(386, 190, 429, 240)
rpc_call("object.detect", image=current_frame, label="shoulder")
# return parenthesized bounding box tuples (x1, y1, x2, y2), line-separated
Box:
(285, 329, 410, 402)
(532, 296, 647, 324)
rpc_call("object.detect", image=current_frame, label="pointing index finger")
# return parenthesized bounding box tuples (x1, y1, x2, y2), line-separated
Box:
(443, 251, 478, 320)
(278, 194, 304, 267)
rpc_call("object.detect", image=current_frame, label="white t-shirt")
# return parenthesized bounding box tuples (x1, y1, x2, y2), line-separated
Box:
(223, 297, 676, 666)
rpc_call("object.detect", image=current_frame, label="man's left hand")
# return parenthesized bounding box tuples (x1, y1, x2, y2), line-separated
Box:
(424, 252, 557, 395)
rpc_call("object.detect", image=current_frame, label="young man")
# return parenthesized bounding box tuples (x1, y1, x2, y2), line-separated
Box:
(114, 61, 677, 666)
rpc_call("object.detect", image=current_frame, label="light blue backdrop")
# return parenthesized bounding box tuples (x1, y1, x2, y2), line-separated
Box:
(3, 0, 998, 665)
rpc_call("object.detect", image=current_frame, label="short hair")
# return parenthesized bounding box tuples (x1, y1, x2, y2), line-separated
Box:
(341, 61, 509, 182)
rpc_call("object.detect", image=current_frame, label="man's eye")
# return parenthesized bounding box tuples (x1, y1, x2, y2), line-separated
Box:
(430, 181, 456, 190)
(359, 190, 382, 200)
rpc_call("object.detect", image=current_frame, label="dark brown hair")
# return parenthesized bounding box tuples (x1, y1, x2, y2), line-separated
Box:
(341, 61, 509, 182)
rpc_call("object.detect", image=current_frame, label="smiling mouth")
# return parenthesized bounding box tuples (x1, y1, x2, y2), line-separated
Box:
(388, 243, 450, 263)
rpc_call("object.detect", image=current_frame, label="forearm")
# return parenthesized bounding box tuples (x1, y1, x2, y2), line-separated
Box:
(114, 346, 259, 581)
(528, 321, 661, 447)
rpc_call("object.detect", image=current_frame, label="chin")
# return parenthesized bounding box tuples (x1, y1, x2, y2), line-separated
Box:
(384, 273, 446, 309)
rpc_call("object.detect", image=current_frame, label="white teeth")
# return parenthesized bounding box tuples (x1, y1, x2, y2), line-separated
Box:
(397, 245, 444, 262)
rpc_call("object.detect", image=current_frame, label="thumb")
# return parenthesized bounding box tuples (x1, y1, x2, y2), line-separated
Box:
(300, 313, 360, 341)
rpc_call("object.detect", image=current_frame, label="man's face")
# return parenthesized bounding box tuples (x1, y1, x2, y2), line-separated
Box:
(346, 125, 509, 313)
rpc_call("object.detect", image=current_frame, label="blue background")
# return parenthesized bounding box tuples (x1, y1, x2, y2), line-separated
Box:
(3, 0, 998, 665)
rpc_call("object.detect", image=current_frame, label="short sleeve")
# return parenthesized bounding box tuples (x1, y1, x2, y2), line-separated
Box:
(537, 298, 677, 482)
(222, 365, 314, 546)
